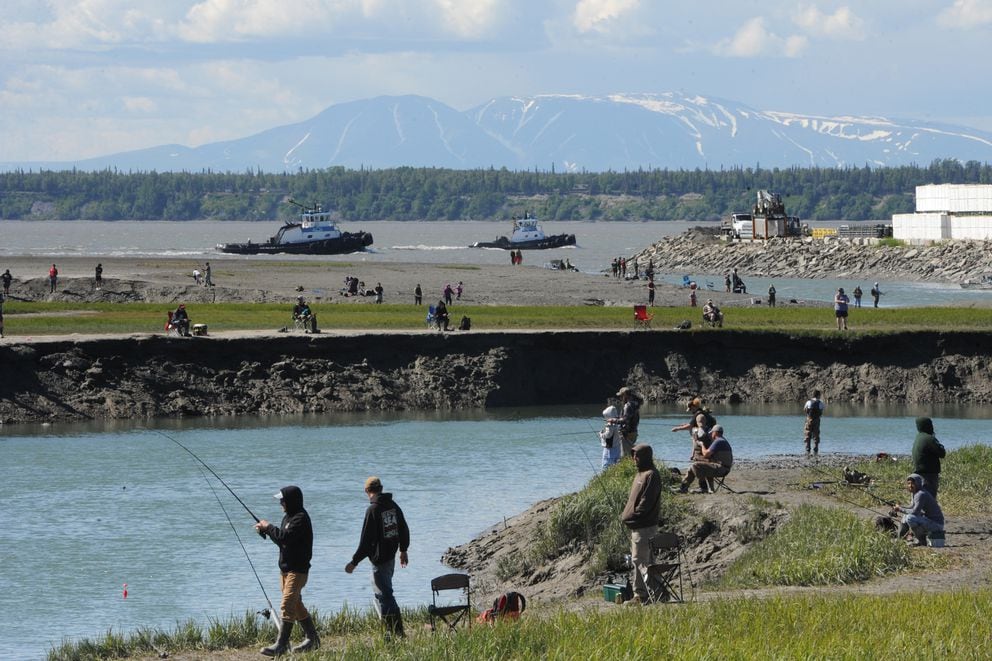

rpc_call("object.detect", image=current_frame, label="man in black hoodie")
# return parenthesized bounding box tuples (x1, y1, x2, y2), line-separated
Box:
(345, 476, 410, 638)
(255, 485, 318, 656)
(621, 444, 662, 605)
(912, 417, 947, 497)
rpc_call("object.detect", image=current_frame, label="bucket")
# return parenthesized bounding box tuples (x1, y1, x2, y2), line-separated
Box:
(928, 531, 945, 548)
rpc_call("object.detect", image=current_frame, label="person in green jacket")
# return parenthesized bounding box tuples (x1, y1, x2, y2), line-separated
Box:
(911, 417, 946, 497)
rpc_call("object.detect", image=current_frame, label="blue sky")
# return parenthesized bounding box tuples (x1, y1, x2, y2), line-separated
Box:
(2, 0, 990, 163)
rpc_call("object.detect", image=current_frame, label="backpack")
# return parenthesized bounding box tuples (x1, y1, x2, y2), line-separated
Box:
(459, 316, 471, 331)
(477, 591, 527, 624)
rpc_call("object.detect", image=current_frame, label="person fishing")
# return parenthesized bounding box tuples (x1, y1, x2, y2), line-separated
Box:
(891, 473, 944, 547)
(610, 387, 642, 459)
(912, 417, 946, 496)
(254, 485, 319, 655)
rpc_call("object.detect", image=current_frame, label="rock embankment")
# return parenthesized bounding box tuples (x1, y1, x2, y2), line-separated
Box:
(632, 229, 992, 283)
(1, 330, 991, 425)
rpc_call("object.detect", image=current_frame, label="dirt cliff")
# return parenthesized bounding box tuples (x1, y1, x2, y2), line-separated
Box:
(1, 330, 990, 425)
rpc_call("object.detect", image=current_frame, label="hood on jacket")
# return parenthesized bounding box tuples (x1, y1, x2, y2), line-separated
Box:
(275, 485, 304, 514)
(632, 443, 654, 470)
(602, 405, 619, 419)
(916, 417, 934, 435)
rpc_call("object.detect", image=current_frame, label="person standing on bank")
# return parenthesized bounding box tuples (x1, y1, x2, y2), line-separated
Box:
(346, 476, 410, 638)
(871, 282, 882, 308)
(803, 389, 825, 456)
(49, 263, 58, 293)
(414, 283, 422, 306)
(767, 284, 776, 307)
(254, 485, 319, 655)
(95, 263, 103, 288)
(647, 277, 655, 306)
(912, 417, 946, 497)
(204, 261, 213, 287)
(621, 444, 662, 606)
(1, 268, 11, 295)
(834, 287, 849, 330)
(610, 387, 642, 459)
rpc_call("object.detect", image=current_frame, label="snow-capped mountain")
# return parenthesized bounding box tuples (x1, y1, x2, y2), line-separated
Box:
(7, 92, 992, 172)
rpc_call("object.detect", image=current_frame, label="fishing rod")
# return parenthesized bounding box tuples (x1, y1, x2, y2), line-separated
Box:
(156, 430, 266, 538)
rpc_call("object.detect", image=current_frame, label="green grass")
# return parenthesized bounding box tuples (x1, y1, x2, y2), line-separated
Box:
(6, 300, 992, 335)
(718, 504, 912, 587)
(824, 445, 992, 518)
(48, 592, 992, 659)
(876, 238, 907, 248)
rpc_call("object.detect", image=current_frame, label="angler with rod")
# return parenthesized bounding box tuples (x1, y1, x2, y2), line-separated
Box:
(255, 486, 319, 655)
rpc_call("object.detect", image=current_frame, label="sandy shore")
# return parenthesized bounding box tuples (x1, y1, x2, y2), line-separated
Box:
(1, 255, 810, 308)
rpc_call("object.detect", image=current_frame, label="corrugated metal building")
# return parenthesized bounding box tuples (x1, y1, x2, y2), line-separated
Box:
(893, 184, 992, 241)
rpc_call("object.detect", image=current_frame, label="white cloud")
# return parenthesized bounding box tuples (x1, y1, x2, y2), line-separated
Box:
(713, 17, 807, 58)
(793, 5, 866, 40)
(573, 0, 640, 34)
(122, 96, 157, 112)
(937, 0, 992, 28)
(433, 0, 503, 38)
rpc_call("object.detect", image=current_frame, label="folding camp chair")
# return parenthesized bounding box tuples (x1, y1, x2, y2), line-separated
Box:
(633, 304, 654, 328)
(645, 532, 685, 603)
(427, 573, 471, 632)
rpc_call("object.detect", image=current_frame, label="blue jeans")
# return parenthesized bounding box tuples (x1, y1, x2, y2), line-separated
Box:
(371, 557, 400, 618)
(904, 513, 943, 533)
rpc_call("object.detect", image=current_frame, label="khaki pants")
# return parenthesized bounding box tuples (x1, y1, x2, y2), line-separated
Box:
(630, 526, 656, 601)
(280, 571, 310, 621)
(621, 431, 638, 459)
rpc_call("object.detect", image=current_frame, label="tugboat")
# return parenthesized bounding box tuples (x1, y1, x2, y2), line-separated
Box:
(471, 213, 576, 250)
(216, 200, 373, 255)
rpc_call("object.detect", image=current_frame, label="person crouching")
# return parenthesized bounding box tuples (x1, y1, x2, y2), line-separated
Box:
(891, 473, 944, 547)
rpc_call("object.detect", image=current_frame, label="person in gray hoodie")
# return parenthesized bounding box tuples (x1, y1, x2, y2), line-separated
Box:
(892, 473, 944, 546)
(255, 485, 318, 655)
(621, 444, 662, 604)
(912, 417, 946, 497)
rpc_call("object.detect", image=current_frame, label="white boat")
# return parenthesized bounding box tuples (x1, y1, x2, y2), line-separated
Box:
(471, 214, 576, 250)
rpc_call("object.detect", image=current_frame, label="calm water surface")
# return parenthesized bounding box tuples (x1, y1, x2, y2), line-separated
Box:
(2, 405, 990, 659)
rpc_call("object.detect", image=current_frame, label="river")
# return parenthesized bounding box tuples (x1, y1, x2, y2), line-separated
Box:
(3, 404, 990, 659)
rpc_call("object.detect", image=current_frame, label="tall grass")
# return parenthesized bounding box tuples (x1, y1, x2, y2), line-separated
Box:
(718, 504, 911, 587)
(528, 461, 685, 577)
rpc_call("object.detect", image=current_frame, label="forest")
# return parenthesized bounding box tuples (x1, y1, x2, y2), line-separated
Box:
(1, 159, 990, 222)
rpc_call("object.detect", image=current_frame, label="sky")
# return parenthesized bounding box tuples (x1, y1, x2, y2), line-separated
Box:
(2, 0, 991, 163)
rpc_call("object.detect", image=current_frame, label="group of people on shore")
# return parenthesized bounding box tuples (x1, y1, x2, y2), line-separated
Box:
(192, 262, 213, 287)
(834, 282, 883, 330)
(610, 386, 948, 605)
(252, 477, 410, 655)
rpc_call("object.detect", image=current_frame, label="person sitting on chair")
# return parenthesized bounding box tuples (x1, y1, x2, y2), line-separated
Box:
(171, 304, 191, 336)
(293, 296, 318, 333)
(435, 299, 450, 331)
(702, 299, 723, 327)
(677, 424, 733, 494)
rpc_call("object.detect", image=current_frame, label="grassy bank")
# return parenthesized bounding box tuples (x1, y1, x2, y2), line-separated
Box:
(6, 301, 992, 335)
(50, 591, 992, 660)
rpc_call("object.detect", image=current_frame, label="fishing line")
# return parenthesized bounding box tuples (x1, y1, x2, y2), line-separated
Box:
(190, 458, 278, 627)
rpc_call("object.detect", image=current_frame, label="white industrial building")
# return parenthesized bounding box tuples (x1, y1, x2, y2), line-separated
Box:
(893, 184, 992, 241)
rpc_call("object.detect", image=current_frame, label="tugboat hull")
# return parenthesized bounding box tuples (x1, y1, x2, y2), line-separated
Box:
(472, 233, 576, 250)
(218, 231, 373, 255)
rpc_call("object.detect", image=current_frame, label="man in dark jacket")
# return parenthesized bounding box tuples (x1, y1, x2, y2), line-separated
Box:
(912, 417, 946, 497)
(255, 485, 318, 655)
(621, 444, 662, 604)
(611, 387, 642, 459)
(345, 476, 410, 637)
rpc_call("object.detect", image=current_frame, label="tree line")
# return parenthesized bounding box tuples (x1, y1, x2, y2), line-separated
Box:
(1, 160, 990, 222)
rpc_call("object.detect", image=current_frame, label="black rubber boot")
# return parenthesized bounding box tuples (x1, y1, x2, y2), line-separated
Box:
(383, 613, 406, 639)
(292, 615, 320, 652)
(260, 619, 293, 657)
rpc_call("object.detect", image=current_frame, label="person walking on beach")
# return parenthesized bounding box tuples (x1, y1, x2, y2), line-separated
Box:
(621, 444, 661, 606)
(912, 417, 946, 497)
(414, 283, 422, 305)
(254, 485, 319, 655)
(803, 389, 825, 456)
(48, 264, 58, 293)
(456, 281, 463, 300)
(2, 269, 11, 295)
(834, 287, 849, 330)
(95, 263, 103, 288)
(345, 476, 410, 639)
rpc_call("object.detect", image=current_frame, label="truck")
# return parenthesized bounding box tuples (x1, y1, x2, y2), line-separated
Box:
(722, 191, 807, 240)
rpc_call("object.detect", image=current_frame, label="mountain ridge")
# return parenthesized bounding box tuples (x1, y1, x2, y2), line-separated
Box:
(5, 92, 992, 173)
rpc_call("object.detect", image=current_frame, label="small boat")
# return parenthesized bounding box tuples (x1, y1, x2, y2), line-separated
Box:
(216, 201, 373, 255)
(471, 215, 576, 250)
(960, 274, 992, 290)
